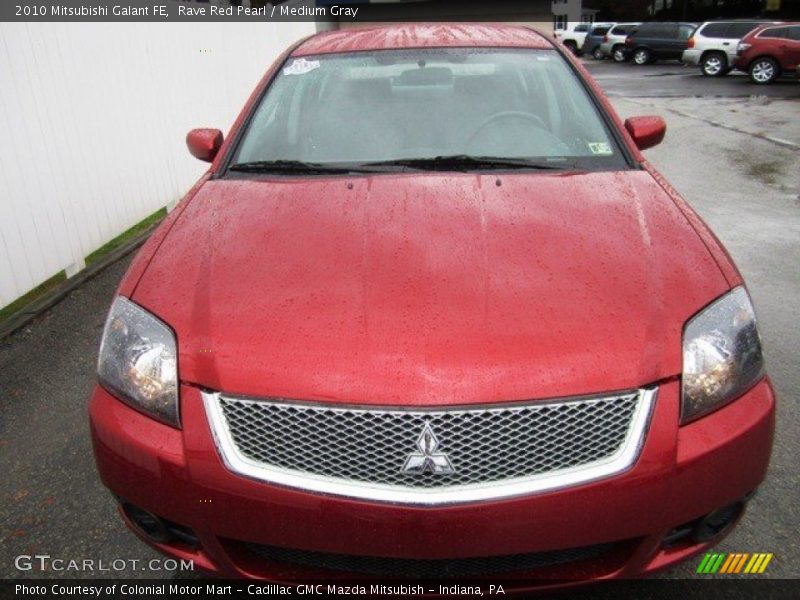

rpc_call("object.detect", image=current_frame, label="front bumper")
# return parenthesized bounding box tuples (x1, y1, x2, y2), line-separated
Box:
(733, 56, 750, 72)
(682, 49, 702, 66)
(89, 378, 775, 584)
(598, 42, 616, 57)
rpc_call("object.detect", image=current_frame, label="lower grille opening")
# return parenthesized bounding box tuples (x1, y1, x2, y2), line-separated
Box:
(241, 541, 623, 579)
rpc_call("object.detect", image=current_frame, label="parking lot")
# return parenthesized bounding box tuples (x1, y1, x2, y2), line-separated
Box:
(0, 58, 798, 583)
(584, 58, 800, 99)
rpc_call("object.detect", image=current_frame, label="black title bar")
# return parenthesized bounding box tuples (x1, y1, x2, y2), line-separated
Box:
(3, 1, 555, 23)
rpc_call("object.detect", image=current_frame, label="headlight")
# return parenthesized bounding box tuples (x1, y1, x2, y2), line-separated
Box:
(97, 297, 179, 427)
(681, 287, 764, 424)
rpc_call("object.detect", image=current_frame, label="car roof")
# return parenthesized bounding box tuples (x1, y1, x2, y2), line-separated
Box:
(608, 23, 640, 30)
(292, 23, 554, 57)
(700, 19, 777, 24)
(635, 21, 696, 27)
(752, 21, 800, 32)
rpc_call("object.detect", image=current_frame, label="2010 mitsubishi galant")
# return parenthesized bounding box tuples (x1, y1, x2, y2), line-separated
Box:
(89, 24, 775, 585)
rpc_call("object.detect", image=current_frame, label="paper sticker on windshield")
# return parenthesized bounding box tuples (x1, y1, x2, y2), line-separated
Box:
(283, 58, 320, 76)
(588, 142, 613, 155)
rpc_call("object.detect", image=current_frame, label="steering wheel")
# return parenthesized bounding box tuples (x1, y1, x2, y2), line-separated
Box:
(466, 111, 549, 148)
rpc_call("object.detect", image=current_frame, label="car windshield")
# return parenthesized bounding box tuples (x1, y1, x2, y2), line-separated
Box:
(229, 48, 627, 174)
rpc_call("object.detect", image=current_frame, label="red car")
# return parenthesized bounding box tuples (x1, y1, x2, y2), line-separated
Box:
(735, 22, 800, 84)
(89, 24, 774, 586)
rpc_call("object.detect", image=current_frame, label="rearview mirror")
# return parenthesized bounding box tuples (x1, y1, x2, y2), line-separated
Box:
(624, 116, 666, 151)
(186, 128, 223, 162)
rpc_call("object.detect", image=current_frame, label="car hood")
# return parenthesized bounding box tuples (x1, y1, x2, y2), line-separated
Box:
(133, 171, 728, 406)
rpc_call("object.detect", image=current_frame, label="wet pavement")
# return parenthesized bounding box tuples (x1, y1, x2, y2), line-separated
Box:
(583, 58, 800, 100)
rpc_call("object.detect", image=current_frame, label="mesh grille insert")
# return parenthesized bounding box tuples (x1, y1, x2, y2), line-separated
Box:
(211, 391, 644, 494)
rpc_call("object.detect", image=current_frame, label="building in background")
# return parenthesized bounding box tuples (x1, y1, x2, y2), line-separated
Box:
(552, 0, 600, 30)
(0, 22, 317, 316)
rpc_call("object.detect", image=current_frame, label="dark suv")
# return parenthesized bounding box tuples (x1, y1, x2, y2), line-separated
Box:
(625, 22, 698, 65)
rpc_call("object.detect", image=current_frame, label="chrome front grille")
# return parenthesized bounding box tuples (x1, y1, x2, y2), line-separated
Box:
(203, 389, 655, 504)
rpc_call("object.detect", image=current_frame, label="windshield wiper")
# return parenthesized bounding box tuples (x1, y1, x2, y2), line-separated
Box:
(228, 156, 579, 176)
(359, 155, 577, 172)
(228, 160, 380, 175)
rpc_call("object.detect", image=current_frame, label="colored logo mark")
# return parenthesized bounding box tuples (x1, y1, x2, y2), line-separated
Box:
(697, 552, 773, 574)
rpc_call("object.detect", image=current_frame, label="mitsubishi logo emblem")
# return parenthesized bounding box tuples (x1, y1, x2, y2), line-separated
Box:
(402, 423, 455, 475)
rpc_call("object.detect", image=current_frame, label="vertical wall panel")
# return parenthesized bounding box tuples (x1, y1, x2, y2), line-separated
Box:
(0, 22, 316, 309)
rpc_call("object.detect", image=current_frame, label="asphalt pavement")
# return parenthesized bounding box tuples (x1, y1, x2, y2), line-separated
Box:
(0, 60, 798, 584)
(583, 57, 800, 99)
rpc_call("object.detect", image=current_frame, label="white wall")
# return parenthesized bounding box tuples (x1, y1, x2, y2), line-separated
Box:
(0, 22, 316, 310)
(551, 0, 582, 23)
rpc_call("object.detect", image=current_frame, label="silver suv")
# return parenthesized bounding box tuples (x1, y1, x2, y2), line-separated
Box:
(599, 23, 641, 62)
(683, 20, 777, 76)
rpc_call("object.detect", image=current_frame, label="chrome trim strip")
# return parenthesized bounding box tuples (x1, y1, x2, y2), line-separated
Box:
(202, 388, 656, 506)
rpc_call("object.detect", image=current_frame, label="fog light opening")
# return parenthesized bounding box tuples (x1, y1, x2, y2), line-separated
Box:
(662, 498, 750, 548)
(120, 503, 201, 548)
(165, 521, 201, 547)
(121, 503, 172, 543)
(661, 522, 696, 548)
(692, 502, 745, 543)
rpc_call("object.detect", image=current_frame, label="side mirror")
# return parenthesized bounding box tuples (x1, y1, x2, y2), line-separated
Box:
(624, 116, 666, 151)
(186, 128, 223, 162)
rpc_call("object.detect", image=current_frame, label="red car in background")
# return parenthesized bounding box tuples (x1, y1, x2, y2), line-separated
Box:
(89, 24, 775, 586)
(735, 22, 800, 83)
